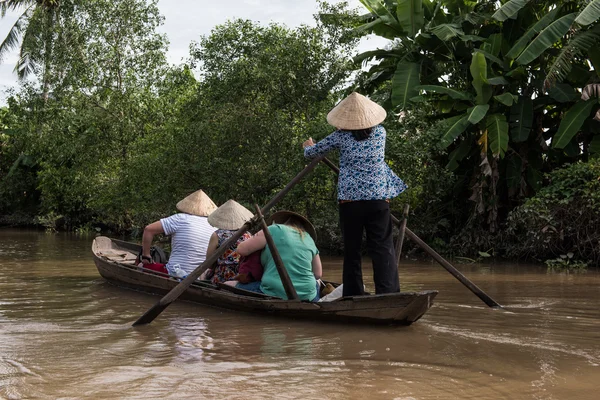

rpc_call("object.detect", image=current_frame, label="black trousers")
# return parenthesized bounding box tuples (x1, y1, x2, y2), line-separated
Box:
(339, 200, 400, 296)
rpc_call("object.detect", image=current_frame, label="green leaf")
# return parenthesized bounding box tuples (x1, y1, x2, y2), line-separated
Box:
(526, 166, 543, 191)
(506, 9, 559, 60)
(505, 155, 523, 189)
(446, 137, 472, 171)
(461, 34, 487, 42)
(483, 33, 503, 57)
(590, 135, 600, 154)
(485, 76, 509, 85)
(359, 0, 404, 32)
(430, 23, 464, 41)
(439, 114, 470, 148)
(553, 101, 595, 149)
(391, 61, 420, 109)
(495, 93, 517, 106)
(355, 18, 400, 39)
(467, 104, 489, 124)
(486, 114, 509, 157)
(510, 97, 533, 142)
(478, 251, 492, 258)
(575, 0, 600, 26)
(470, 51, 491, 105)
(353, 49, 401, 63)
(564, 140, 581, 157)
(544, 24, 600, 89)
(548, 83, 579, 102)
(477, 49, 504, 66)
(492, 0, 530, 22)
(396, 0, 424, 37)
(416, 85, 472, 100)
(516, 13, 577, 65)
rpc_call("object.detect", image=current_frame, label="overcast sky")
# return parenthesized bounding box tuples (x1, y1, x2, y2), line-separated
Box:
(0, 0, 388, 105)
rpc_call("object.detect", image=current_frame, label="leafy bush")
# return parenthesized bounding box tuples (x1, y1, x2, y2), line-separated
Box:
(506, 159, 600, 264)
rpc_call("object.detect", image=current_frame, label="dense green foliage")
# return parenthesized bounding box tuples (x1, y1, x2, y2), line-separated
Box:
(1, 0, 599, 264)
(507, 159, 600, 264)
(345, 0, 600, 262)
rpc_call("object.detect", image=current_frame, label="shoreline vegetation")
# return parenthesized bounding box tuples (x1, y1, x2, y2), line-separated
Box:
(1, 1, 599, 268)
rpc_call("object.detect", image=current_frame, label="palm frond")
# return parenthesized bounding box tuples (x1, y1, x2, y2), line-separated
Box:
(15, 6, 43, 79)
(15, 50, 35, 79)
(544, 24, 600, 90)
(0, 6, 31, 62)
(0, 0, 33, 18)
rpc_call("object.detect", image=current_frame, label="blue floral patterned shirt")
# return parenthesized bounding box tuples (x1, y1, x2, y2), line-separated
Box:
(304, 125, 407, 201)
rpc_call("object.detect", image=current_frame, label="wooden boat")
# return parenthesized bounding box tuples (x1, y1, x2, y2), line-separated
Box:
(92, 236, 438, 325)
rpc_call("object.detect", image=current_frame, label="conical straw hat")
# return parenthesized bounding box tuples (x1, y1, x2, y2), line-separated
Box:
(208, 199, 254, 230)
(176, 190, 218, 217)
(269, 210, 317, 241)
(326, 92, 386, 130)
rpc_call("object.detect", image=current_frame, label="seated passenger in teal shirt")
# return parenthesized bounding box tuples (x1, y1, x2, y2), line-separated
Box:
(228, 211, 322, 302)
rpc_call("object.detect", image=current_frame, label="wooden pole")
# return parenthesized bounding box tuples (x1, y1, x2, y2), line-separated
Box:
(395, 204, 410, 265)
(132, 155, 325, 326)
(319, 156, 502, 309)
(254, 204, 299, 300)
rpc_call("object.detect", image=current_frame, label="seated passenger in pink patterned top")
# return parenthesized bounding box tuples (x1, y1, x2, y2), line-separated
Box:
(201, 200, 253, 284)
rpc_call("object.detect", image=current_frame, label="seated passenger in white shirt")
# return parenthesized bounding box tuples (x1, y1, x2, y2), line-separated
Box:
(140, 189, 218, 275)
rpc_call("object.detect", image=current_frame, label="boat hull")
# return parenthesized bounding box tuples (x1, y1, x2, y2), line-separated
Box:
(92, 236, 437, 325)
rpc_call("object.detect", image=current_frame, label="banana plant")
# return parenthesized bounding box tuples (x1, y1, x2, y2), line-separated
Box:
(349, 0, 600, 230)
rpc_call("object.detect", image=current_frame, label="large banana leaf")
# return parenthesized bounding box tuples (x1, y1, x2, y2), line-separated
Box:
(492, 0, 530, 22)
(467, 104, 489, 124)
(477, 49, 504, 67)
(439, 114, 470, 148)
(483, 33, 503, 56)
(516, 13, 577, 65)
(355, 18, 402, 39)
(396, 0, 424, 38)
(485, 76, 509, 85)
(416, 85, 472, 100)
(391, 61, 420, 109)
(548, 83, 579, 103)
(446, 137, 473, 171)
(486, 114, 509, 157)
(505, 155, 523, 189)
(510, 97, 533, 142)
(353, 49, 402, 63)
(575, 0, 600, 26)
(552, 100, 595, 149)
(359, 0, 404, 33)
(495, 93, 517, 106)
(430, 23, 464, 41)
(506, 8, 558, 59)
(470, 51, 491, 105)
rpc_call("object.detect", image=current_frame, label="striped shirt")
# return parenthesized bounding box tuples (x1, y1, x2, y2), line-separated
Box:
(160, 213, 217, 274)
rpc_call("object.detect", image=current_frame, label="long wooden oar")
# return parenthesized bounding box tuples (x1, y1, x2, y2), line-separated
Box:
(132, 155, 325, 326)
(320, 157, 502, 309)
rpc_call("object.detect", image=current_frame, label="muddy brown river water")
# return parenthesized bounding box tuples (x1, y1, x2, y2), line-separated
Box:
(0, 229, 598, 399)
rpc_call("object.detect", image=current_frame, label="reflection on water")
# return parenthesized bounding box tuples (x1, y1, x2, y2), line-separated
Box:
(0, 229, 599, 399)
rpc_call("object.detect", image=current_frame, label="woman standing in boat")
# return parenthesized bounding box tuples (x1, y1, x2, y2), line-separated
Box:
(302, 92, 407, 297)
